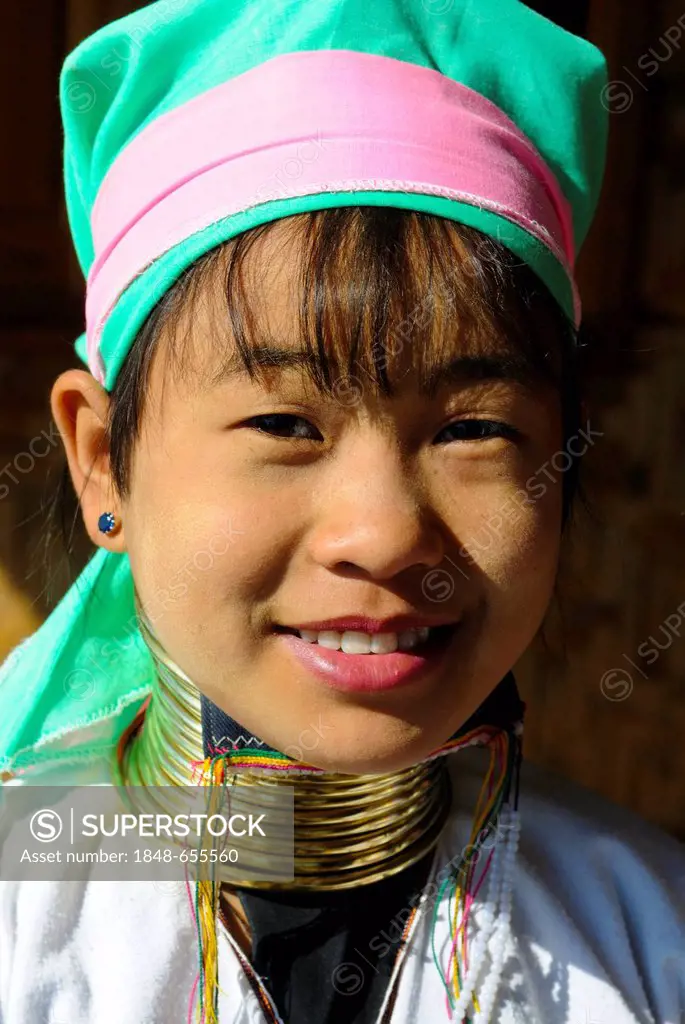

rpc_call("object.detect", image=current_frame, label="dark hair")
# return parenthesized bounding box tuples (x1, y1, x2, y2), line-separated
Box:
(47, 206, 583, 591)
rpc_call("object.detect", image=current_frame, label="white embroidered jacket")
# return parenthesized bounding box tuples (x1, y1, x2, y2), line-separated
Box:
(1, 736, 684, 1024)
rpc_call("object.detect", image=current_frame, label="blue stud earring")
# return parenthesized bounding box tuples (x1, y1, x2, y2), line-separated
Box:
(98, 512, 119, 535)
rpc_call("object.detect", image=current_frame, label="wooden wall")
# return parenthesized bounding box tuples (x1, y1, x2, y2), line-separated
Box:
(520, 0, 685, 837)
(1, 1, 684, 837)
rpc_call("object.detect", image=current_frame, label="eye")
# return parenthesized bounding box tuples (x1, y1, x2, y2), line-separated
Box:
(436, 419, 521, 444)
(245, 413, 322, 441)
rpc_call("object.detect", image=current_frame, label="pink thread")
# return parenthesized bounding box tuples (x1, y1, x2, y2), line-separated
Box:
(185, 863, 203, 1024)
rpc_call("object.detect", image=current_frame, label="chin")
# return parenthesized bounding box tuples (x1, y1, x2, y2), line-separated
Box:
(287, 731, 444, 775)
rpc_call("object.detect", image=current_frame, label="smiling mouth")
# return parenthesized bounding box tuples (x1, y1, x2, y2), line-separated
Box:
(272, 620, 461, 693)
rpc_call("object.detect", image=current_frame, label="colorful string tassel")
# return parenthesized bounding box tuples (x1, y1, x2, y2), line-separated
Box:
(430, 726, 521, 1022)
(193, 755, 231, 1024)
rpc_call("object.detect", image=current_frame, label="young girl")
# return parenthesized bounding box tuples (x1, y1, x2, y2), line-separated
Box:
(1, 1, 684, 1022)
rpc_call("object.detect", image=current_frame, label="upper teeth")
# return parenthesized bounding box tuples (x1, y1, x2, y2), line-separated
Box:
(296, 626, 431, 654)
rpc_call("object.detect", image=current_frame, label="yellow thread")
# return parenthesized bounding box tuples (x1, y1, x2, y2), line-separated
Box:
(448, 733, 507, 1011)
(195, 757, 228, 1024)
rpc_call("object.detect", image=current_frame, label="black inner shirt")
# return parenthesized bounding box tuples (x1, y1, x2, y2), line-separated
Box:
(232, 847, 435, 1024)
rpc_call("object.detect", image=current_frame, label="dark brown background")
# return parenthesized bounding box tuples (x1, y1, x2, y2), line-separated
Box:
(1, 1, 684, 836)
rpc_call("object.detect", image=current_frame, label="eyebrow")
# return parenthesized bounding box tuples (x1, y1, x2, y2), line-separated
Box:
(205, 345, 541, 397)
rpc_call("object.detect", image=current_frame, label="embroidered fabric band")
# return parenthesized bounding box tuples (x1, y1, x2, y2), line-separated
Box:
(85, 48, 578, 382)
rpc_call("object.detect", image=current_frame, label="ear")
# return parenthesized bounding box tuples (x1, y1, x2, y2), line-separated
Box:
(50, 369, 127, 553)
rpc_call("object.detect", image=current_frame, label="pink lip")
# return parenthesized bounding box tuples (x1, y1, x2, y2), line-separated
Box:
(276, 625, 458, 693)
(283, 614, 459, 633)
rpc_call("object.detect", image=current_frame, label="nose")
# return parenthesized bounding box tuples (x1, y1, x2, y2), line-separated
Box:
(307, 444, 446, 580)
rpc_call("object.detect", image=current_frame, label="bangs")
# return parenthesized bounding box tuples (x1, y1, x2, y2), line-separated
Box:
(109, 207, 576, 498)
(159, 207, 570, 402)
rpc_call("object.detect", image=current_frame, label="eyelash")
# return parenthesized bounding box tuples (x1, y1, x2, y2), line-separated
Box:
(244, 413, 521, 444)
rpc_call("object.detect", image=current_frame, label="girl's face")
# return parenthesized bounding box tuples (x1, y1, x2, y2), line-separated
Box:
(96, 224, 563, 772)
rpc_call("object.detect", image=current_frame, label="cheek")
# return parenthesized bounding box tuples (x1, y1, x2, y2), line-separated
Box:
(455, 481, 562, 607)
(122, 474, 292, 639)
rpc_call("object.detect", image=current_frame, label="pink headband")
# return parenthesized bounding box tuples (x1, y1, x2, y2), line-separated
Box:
(86, 49, 578, 383)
